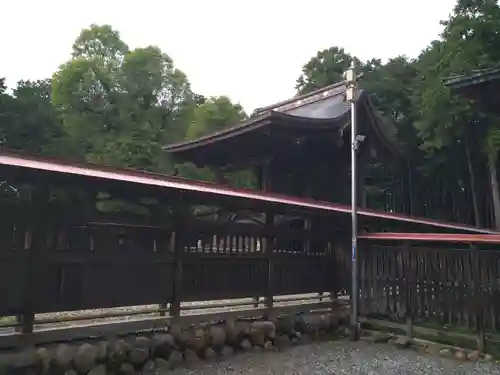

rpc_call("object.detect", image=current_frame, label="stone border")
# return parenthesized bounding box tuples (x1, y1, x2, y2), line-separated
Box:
(1, 306, 350, 374)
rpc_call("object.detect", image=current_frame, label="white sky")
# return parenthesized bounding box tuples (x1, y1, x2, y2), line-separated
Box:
(1, 0, 456, 112)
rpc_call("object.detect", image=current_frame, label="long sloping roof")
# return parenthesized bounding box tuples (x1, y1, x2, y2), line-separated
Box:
(443, 65, 500, 89)
(164, 81, 400, 156)
(0, 148, 495, 234)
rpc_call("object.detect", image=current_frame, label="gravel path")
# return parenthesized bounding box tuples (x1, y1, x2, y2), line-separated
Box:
(168, 341, 500, 375)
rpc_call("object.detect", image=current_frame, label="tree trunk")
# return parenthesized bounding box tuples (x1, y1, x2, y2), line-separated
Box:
(464, 135, 482, 227)
(487, 153, 500, 230)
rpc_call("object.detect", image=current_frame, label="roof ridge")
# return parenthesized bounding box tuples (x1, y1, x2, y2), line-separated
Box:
(255, 74, 364, 114)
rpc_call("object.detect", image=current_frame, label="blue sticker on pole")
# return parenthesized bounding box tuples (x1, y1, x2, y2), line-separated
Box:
(352, 245, 356, 262)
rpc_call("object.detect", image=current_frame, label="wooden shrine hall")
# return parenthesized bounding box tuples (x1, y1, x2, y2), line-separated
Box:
(164, 80, 405, 212)
(444, 64, 500, 116)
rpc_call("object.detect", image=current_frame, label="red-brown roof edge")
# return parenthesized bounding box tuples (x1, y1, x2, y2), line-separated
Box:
(0, 149, 495, 234)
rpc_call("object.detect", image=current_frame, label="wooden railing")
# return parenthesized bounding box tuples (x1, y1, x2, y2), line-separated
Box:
(0, 213, 349, 336)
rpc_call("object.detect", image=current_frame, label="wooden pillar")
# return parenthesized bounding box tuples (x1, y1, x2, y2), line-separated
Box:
(253, 160, 273, 309)
(357, 151, 367, 208)
(304, 174, 313, 254)
(261, 159, 272, 193)
(17, 188, 49, 340)
(403, 241, 413, 339)
(265, 211, 275, 319)
(171, 200, 186, 321)
(214, 169, 228, 185)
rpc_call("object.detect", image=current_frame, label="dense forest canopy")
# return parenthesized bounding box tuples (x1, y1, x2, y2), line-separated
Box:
(1, 0, 500, 228)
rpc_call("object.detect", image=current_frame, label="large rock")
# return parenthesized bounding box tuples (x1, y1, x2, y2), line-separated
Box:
(135, 336, 151, 349)
(141, 360, 156, 375)
(87, 364, 107, 375)
(151, 333, 176, 359)
(251, 321, 276, 339)
(276, 316, 295, 335)
(96, 341, 109, 362)
(249, 325, 265, 347)
(54, 344, 75, 370)
(219, 345, 235, 358)
(74, 343, 99, 374)
(335, 306, 350, 325)
(170, 323, 189, 348)
(327, 312, 340, 330)
(295, 314, 327, 336)
(184, 349, 202, 363)
(186, 327, 208, 352)
(203, 347, 217, 361)
(36, 347, 52, 373)
(11, 349, 39, 370)
(155, 358, 171, 373)
(108, 340, 129, 367)
(209, 325, 227, 350)
(129, 346, 149, 366)
(240, 338, 252, 351)
(454, 350, 466, 361)
(393, 336, 410, 348)
(439, 348, 452, 358)
(468, 350, 481, 362)
(118, 362, 135, 375)
(168, 350, 183, 369)
(226, 319, 251, 346)
(133, 336, 151, 361)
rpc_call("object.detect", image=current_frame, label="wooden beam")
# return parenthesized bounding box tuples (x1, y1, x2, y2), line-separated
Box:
(359, 232, 500, 244)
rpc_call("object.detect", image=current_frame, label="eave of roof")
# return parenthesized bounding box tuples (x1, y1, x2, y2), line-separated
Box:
(0, 148, 495, 234)
(164, 86, 401, 158)
(163, 78, 379, 154)
(443, 65, 500, 90)
(163, 108, 351, 154)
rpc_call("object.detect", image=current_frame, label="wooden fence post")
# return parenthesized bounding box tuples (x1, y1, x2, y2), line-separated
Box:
(403, 240, 413, 339)
(471, 246, 486, 352)
(155, 198, 169, 318)
(18, 189, 49, 341)
(171, 202, 186, 321)
(265, 211, 275, 320)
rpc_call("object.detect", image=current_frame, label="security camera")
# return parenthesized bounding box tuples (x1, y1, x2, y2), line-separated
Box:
(355, 134, 366, 142)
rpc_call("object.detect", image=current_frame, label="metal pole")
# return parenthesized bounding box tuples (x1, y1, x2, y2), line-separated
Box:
(344, 63, 359, 341)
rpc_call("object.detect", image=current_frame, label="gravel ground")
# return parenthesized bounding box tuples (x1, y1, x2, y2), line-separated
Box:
(168, 341, 500, 375)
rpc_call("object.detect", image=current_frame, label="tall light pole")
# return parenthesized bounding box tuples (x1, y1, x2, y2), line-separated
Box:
(344, 62, 360, 341)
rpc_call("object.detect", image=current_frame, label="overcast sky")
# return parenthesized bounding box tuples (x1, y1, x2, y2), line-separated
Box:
(2, 0, 456, 112)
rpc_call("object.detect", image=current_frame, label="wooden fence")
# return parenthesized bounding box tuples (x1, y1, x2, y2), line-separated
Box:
(358, 233, 500, 350)
(0, 211, 349, 336)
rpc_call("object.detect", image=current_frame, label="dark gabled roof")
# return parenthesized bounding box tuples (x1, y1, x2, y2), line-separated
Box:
(443, 65, 500, 90)
(163, 110, 348, 154)
(163, 80, 401, 157)
(0, 148, 495, 234)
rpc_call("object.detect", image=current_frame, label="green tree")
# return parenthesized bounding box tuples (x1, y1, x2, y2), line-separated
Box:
(52, 24, 193, 172)
(414, 0, 500, 228)
(296, 47, 361, 95)
(0, 79, 63, 155)
(186, 96, 247, 139)
(179, 96, 255, 188)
